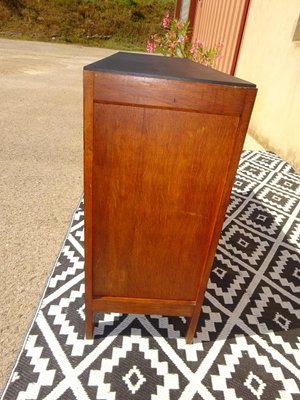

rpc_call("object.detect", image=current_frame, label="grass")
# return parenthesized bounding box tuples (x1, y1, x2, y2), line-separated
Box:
(0, 0, 175, 51)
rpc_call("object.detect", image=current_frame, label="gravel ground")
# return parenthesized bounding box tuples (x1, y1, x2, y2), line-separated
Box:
(0, 38, 264, 393)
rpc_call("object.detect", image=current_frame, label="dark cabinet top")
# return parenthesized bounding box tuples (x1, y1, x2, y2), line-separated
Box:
(84, 52, 255, 88)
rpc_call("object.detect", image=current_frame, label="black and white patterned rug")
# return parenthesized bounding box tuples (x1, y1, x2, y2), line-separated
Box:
(2, 151, 300, 400)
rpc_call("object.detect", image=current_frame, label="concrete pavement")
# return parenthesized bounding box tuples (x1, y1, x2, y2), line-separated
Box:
(0, 39, 116, 391)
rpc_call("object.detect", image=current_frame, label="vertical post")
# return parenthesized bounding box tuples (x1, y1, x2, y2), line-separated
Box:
(83, 70, 94, 339)
(187, 0, 199, 36)
(174, 0, 182, 19)
(231, 0, 251, 75)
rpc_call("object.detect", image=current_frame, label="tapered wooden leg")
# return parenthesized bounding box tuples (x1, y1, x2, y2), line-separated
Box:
(185, 308, 202, 344)
(85, 308, 94, 339)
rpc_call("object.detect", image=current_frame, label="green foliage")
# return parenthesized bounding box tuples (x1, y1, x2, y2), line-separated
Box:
(115, 0, 137, 6)
(147, 14, 223, 67)
(0, 0, 174, 51)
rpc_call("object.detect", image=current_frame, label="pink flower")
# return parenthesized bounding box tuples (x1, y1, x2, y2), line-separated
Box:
(147, 40, 156, 53)
(162, 14, 170, 28)
(176, 21, 183, 29)
(180, 34, 188, 42)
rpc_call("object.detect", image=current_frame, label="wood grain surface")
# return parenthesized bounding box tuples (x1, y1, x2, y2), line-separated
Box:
(92, 104, 239, 301)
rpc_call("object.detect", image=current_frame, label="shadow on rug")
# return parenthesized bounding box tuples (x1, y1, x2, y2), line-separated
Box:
(1, 151, 300, 400)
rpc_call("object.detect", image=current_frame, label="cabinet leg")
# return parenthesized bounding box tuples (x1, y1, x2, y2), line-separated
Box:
(85, 309, 94, 339)
(185, 309, 201, 344)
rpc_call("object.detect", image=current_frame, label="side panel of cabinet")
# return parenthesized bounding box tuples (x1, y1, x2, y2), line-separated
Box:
(92, 103, 239, 301)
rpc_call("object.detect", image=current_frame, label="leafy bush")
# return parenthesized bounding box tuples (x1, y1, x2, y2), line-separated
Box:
(147, 14, 223, 67)
(0, 0, 174, 51)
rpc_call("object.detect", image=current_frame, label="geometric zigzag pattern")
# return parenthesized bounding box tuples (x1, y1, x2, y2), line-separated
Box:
(1, 150, 300, 400)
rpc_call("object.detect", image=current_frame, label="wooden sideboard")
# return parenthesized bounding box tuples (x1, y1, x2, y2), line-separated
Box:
(83, 52, 256, 343)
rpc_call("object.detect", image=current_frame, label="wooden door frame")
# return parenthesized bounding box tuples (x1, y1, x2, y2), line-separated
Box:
(231, 0, 251, 75)
(174, 0, 182, 18)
